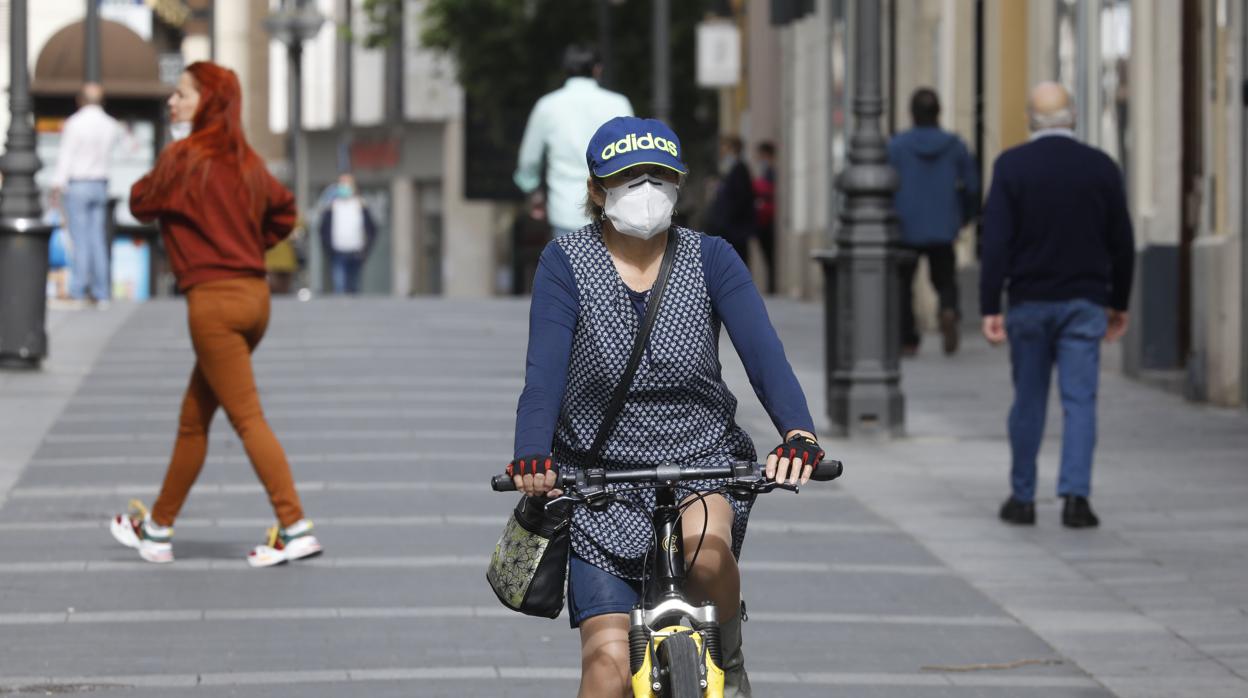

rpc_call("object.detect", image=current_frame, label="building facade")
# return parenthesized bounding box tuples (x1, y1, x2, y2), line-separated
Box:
(2, 0, 498, 299)
(747, 0, 1246, 408)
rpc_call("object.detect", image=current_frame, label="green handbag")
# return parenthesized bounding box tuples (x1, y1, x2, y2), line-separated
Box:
(486, 496, 572, 618)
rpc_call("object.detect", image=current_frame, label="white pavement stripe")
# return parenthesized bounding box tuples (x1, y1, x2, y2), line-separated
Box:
(61, 391, 513, 408)
(0, 605, 1013, 628)
(60, 390, 513, 407)
(55, 407, 517, 423)
(0, 668, 1096, 690)
(0, 556, 949, 576)
(28, 452, 488, 467)
(76, 375, 524, 390)
(41, 428, 514, 444)
(746, 611, 1017, 627)
(4, 481, 851, 502)
(0, 515, 888, 535)
(751, 671, 1097, 689)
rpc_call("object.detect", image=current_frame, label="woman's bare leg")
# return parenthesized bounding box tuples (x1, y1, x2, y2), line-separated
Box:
(578, 613, 631, 697)
(680, 493, 740, 620)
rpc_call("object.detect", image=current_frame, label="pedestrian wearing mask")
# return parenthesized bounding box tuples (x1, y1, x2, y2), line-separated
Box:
(508, 116, 823, 697)
(319, 173, 377, 295)
(111, 62, 322, 567)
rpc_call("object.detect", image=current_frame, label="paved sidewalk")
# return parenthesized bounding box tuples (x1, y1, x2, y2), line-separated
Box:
(0, 296, 1243, 697)
(762, 303, 1248, 698)
(0, 304, 137, 504)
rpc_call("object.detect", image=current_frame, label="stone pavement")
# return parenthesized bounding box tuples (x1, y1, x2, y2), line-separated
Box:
(0, 296, 1242, 697)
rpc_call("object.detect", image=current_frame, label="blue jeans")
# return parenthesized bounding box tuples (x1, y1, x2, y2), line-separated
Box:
(331, 253, 363, 294)
(64, 180, 110, 301)
(1006, 299, 1108, 501)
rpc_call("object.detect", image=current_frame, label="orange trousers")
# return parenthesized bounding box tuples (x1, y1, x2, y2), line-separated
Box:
(151, 277, 305, 528)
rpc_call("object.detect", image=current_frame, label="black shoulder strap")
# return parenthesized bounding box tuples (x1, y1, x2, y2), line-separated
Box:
(586, 230, 680, 465)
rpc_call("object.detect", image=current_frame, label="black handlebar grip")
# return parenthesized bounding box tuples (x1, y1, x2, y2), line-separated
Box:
(491, 474, 518, 492)
(809, 459, 844, 482)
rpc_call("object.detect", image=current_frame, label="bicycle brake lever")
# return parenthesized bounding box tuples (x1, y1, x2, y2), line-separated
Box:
(754, 481, 800, 495)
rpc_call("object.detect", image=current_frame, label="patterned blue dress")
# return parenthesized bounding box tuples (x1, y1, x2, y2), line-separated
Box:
(553, 225, 756, 580)
(516, 224, 815, 581)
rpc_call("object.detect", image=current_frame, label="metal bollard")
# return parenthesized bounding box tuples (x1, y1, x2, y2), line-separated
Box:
(0, 219, 53, 369)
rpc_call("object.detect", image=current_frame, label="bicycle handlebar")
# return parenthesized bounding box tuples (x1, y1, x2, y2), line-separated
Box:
(489, 459, 843, 493)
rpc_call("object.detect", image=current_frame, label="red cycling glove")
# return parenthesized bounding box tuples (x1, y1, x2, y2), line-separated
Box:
(507, 454, 555, 478)
(772, 434, 824, 469)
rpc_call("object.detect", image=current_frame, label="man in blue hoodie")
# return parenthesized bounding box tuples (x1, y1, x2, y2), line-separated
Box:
(888, 88, 980, 356)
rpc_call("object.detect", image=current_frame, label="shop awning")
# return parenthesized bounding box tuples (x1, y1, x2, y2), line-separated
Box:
(32, 19, 168, 99)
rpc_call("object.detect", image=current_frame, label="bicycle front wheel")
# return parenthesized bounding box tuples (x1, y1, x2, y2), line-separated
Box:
(658, 633, 704, 698)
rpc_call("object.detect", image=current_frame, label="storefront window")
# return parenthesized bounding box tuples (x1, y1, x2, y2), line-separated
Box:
(1099, 1, 1131, 172)
(1057, 0, 1081, 99)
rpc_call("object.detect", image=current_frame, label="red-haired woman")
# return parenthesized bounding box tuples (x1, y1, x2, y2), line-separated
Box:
(108, 62, 322, 568)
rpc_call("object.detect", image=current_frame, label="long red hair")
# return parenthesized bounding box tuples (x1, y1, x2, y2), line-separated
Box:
(142, 62, 267, 215)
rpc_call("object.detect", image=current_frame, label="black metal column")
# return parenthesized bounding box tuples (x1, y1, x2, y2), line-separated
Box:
(85, 0, 101, 83)
(652, 0, 670, 122)
(266, 0, 324, 289)
(0, 0, 54, 370)
(597, 0, 614, 88)
(824, 0, 904, 437)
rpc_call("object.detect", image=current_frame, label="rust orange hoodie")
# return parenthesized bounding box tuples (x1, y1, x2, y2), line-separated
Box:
(130, 62, 295, 291)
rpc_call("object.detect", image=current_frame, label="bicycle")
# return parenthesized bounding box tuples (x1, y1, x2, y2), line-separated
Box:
(491, 457, 844, 698)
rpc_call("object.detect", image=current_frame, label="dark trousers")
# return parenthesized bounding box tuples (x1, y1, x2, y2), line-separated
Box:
(725, 235, 751, 268)
(899, 243, 958, 348)
(757, 223, 776, 293)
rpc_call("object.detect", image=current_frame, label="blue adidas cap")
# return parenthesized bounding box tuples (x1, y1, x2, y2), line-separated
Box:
(586, 116, 687, 178)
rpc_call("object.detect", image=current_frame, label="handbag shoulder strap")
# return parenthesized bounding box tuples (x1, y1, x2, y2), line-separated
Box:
(586, 230, 680, 465)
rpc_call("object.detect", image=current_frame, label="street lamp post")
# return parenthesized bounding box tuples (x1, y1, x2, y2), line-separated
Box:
(0, 0, 55, 370)
(652, 0, 670, 122)
(818, 0, 904, 437)
(85, 0, 101, 83)
(264, 0, 325, 288)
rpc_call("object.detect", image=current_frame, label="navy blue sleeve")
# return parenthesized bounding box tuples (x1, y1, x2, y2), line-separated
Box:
(979, 158, 1013, 315)
(702, 235, 816, 437)
(513, 244, 579, 458)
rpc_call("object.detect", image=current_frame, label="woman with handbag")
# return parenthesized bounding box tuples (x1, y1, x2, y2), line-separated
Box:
(506, 116, 824, 697)
(107, 62, 321, 568)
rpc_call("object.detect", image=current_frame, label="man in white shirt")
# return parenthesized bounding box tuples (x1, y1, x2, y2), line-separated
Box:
(513, 45, 633, 238)
(317, 174, 377, 294)
(52, 83, 122, 305)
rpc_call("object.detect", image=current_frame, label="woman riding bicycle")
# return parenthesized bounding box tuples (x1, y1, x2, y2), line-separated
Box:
(509, 116, 823, 697)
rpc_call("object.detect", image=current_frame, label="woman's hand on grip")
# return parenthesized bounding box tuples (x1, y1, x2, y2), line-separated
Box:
(507, 454, 562, 498)
(766, 430, 823, 486)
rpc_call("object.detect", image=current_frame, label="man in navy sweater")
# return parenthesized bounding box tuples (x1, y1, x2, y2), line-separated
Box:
(980, 82, 1135, 529)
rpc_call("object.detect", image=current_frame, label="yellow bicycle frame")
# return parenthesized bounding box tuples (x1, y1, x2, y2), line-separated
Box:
(630, 624, 726, 698)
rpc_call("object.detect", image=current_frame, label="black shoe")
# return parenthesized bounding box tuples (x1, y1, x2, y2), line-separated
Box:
(1062, 496, 1100, 528)
(998, 497, 1036, 525)
(940, 309, 960, 355)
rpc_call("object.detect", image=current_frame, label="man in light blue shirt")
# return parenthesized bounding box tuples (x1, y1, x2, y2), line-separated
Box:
(514, 45, 633, 237)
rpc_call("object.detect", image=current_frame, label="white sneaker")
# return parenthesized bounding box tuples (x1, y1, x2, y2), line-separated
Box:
(109, 500, 174, 564)
(247, 520, 323, 568)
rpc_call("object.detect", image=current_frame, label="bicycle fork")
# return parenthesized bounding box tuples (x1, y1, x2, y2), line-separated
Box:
(627, 488, 727, 697)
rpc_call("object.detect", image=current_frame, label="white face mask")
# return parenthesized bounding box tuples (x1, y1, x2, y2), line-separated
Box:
(169, 122, 192, 141)
(602, 174, 678, 240)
